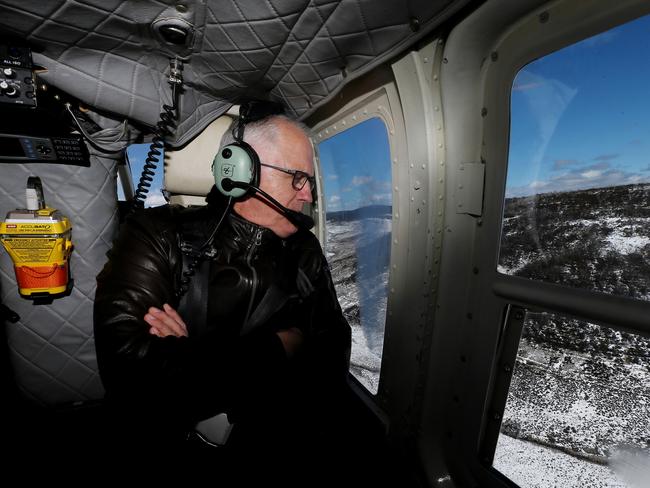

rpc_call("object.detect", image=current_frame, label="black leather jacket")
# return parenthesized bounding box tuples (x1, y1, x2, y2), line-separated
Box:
(93, 190, 351, 439)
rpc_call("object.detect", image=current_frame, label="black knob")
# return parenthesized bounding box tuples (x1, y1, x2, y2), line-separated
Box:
(3, 85, 19, 97)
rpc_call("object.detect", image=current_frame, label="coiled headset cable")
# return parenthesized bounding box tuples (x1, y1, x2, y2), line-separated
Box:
(132, 58, 184, 211)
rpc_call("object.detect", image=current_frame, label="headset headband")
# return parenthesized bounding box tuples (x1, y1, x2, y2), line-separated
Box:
(233, 100, 286, 141)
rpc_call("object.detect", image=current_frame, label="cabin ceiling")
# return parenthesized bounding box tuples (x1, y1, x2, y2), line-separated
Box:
(0, 0, 472, 145)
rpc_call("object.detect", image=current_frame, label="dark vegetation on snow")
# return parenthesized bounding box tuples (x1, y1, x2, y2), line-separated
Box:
(498, 184, 650, 461)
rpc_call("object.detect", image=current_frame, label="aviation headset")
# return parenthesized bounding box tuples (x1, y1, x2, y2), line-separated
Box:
(179, 101, 293, 299)
(212, 100, 285, 199)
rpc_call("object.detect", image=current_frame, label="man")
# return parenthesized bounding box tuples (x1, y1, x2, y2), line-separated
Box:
(93, 110, 352, 473)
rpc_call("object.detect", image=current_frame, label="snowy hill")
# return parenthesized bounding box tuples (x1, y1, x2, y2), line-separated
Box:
(325, 210, 391, 394)
(495, 184, 650, 485)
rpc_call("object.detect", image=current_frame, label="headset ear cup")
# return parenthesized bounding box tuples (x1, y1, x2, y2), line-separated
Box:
(239, 140, 260, 189)
(212, 141, 260, 198)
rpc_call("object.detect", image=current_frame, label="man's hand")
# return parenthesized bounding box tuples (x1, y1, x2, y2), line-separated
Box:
(144, 303, 188, 337)
(276, 327, 303, 358)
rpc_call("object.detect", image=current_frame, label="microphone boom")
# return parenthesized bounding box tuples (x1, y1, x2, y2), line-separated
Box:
(221, 178, 314, 230)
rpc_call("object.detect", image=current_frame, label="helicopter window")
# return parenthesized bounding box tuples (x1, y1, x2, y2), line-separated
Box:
(492, 12, 650, 487)
(492, 309, 649, 486)
(318, 117, 392, 394)
(117, 143, 167, 207)
(498, 13, 650, 303)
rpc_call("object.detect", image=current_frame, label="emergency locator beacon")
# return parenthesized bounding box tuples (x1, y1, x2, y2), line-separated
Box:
(0, 177, 73, 298)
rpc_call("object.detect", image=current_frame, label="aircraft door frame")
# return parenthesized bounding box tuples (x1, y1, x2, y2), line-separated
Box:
(312, 84, 406, 411)
(426, 0, 650, 486)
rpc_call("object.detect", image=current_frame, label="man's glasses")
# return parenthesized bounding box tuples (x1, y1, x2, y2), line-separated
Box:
(260, 163, 316, 191)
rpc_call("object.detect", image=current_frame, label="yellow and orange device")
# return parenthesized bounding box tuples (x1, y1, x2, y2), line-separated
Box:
(0, 177, 73, 298)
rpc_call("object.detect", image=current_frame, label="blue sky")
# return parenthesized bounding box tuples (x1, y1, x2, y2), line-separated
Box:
(124, 13, 650, 206)
(506, 13, 650, 197)
(317, 117, 392, 212)
(121, 144, 166, 207)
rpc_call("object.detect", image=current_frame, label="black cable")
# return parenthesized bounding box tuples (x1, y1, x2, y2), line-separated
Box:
(65, 103, 126, 155)
(131, 59, 183, 212)
(177, 196, 233, 298)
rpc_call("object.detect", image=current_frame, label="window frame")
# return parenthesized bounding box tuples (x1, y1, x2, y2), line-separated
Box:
(313, 88, 400, 399)
(309, 55, 447, 435)
(315, 110, 395, 395)
(479, 2, 650, 486)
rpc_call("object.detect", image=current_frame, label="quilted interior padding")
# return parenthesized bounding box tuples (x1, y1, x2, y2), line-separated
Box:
(0, 0, 468, 145)
(0, 151, 120, 406)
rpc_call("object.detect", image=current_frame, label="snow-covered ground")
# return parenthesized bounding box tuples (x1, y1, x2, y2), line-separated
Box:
(326, 193, 650, 485)
(325, 216, 391, 394)
(494, 434, 627, 487)
(495, 326, 649, 487)
(495, 186, 650, 485)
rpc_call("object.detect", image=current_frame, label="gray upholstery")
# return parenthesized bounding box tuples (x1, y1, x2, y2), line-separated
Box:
(0, 0, 469, 145)
(0, 149, 122, 406)
(0, 0, 470, 406)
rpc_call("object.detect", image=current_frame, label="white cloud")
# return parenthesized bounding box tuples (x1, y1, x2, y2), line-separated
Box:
(328, 195, 341, 204)
(507, 164, 650, 197)
(580, 170, 602, 179)
(371, 193, 391, 205)
(145, 191, 167, 207)
(529, 180, 549, 189)
(327, 194, 341, 211)
(352, 175, 373, 186)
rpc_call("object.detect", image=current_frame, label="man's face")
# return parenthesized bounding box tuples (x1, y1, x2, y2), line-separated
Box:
(234, 118, 314, 238)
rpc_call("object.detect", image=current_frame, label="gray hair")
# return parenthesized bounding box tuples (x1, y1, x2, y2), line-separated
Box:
(219, 114, 311, 150)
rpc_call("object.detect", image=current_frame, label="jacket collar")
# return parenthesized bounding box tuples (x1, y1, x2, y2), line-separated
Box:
(206, 185, 284, 251)
(227, 210, 282, 248)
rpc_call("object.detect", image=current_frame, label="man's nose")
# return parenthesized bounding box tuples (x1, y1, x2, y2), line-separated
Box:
(297, 180, 313, 203)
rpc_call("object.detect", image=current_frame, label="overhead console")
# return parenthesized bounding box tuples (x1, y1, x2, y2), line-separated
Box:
(0, 43, 90, 166)
(0, 45, 36, 107)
